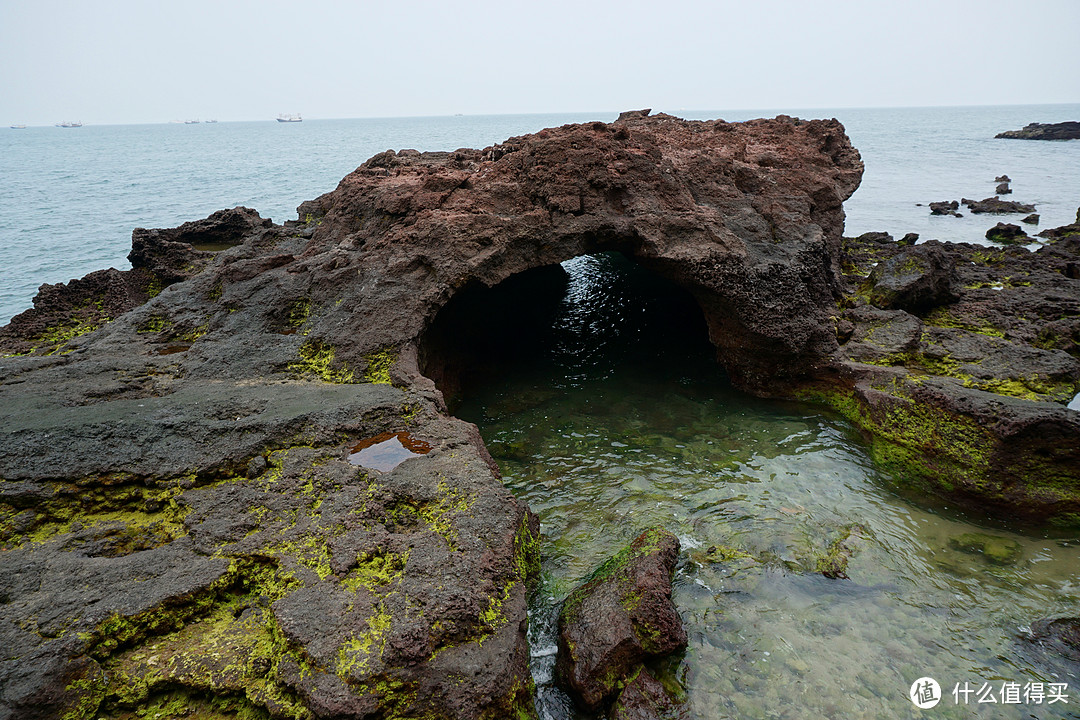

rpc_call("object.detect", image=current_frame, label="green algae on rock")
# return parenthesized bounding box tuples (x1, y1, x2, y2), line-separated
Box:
(556, 528, 685, 712)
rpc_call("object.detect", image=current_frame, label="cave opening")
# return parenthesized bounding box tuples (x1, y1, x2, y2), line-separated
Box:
(419, 251, 724, 411)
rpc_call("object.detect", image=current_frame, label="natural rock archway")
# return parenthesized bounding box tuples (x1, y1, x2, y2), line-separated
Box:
(1, 110, 1076, 719)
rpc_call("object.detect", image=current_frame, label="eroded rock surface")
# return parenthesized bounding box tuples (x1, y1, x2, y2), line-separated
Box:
(826, 227, 1080, 523)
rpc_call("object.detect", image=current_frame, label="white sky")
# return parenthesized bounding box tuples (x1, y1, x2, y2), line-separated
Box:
(2, 0, 1078, 126)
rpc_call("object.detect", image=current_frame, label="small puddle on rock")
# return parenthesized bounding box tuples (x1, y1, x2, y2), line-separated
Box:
(191, 242, 238, 252)
(347, 432, 431, 472)
(156, 344, 190, 355)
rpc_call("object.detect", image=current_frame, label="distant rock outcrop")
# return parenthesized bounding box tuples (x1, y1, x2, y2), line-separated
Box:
(986, 221, 1029, 244)
(996, 121, 1080, 140)
(930, 200, 962, 217)
(962, 196, 1036, 214)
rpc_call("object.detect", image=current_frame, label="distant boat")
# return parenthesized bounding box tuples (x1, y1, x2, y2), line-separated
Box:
(55, 121, 82, 128)
(10, 124, 27, 129)
(205, 119, 218, 124)
(184, 119, 201, 124)
(276, 114, 302, 123)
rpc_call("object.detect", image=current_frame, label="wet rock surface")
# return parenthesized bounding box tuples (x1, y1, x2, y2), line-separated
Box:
(1037, 207, 1080, 241)
(995, 121, 1080, 140)
(555, 528, 686, 713)
(986, 221, 1029, 244)
(0, 207, 272, 359)
(609, 668, 684, 720)
(829, 222, 1080, 523)
(0, 113, 863, 718)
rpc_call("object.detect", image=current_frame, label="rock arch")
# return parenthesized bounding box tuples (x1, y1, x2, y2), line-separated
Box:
(295, 111, 862, 399)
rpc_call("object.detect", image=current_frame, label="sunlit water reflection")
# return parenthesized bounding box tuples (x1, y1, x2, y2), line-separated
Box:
(455, 253, 1080, 720)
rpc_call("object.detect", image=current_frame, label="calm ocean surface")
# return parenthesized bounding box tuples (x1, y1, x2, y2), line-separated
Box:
(1, 104, 1078, 325)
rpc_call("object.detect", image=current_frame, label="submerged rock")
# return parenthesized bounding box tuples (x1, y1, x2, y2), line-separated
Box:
(555, 528, 685, 712)
(1027, 617, 1080, 661)
(949, 532, 1023, 565)
(816, 524, 869, 579)
(996, 121, 1080, 140)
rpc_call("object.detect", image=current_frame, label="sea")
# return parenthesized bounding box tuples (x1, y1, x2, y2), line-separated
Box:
(1, 104, 1079, 326)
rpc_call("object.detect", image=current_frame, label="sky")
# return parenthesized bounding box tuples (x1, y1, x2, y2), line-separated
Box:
(1, 0, 1078, 126)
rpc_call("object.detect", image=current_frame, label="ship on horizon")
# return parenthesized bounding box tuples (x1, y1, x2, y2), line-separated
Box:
(55, 121, 82, 128)
(276, 113, 302, 123)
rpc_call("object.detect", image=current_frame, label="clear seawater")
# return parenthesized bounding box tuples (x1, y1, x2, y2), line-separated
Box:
(455, 253, 1080, 720)
(2, 104, 1079, 325)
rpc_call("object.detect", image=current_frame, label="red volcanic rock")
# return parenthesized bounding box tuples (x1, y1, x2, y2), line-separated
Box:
(298, 112, 863, 392)
(555, 528, 685, 712)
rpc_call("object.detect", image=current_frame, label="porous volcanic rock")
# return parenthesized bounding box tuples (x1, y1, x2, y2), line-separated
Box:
(864, 242, 959, 312)
(996, 121, 1080, 140)
(3, 109, 1078, 718)
(609, 668, 684, 720)
(830, 228, 1080, 523)
(0, 113, 863, 719)
(555, 528, 685, 712)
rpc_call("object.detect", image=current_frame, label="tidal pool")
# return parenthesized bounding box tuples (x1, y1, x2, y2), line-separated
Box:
(454, 253, 1079, 720)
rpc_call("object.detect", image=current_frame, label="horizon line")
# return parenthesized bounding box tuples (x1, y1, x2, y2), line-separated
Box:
(6, 101, 1080, 129)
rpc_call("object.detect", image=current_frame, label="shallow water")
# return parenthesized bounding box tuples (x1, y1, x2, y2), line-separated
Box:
(455, 253, 1080, 720)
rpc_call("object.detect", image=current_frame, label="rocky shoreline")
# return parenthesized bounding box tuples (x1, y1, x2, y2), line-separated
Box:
(1, 111, 1078, 719)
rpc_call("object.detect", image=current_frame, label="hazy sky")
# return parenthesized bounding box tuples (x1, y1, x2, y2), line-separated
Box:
(2, 0, 1078, 126)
